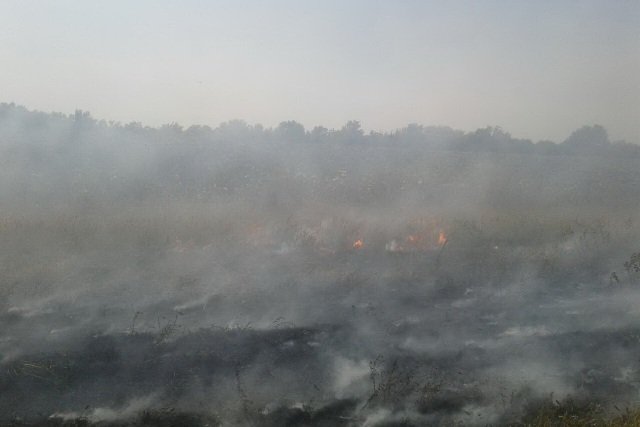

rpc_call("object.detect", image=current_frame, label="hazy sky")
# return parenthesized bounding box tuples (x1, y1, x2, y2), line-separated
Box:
(1, 0, 638, 142)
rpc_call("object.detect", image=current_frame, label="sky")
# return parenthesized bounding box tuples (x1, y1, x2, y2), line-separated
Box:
(1, 0, 638, 142)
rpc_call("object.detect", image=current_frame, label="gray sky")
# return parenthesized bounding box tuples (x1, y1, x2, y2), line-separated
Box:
(1, 0, 638, 142)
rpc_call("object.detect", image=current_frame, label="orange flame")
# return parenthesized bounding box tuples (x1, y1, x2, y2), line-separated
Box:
(438, 231, 447, 246)
(353, 239, 364, 249)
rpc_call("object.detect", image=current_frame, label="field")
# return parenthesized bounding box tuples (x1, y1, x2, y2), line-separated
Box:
(2, 107, 640, 425)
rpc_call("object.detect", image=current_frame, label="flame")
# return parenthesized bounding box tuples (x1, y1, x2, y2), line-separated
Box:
(438, 231, 447, 246)
(353, 239, 364, 249)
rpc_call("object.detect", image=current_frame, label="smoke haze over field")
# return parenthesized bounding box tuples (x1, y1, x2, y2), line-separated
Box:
(1, 1, 640, 425)
(1, 104, 640, 425)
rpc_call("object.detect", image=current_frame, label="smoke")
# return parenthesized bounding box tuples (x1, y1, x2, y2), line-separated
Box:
(1, 103, 640, 425)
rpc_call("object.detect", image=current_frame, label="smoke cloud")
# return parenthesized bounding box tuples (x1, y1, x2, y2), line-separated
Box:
(1, 103, 640, 425)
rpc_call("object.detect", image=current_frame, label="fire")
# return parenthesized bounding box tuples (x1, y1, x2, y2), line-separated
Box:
(353, 239, 364, 249)
(438, 231, 447, 246)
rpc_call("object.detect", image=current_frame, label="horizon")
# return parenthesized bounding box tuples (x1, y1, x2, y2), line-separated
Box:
(2, 101, 633, 145)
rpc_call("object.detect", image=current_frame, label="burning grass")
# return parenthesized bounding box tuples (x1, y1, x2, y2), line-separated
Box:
(2, 207, 640, 425)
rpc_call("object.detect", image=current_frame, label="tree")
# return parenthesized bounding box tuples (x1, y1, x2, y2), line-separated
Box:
(309, 126, 329, 143)
(275, 120, 305, 143)
(338, 120, 364, 143)
(562, 125, 610, 152)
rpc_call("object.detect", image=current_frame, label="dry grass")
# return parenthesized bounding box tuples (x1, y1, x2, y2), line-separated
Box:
(521, 401, 640, 427)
